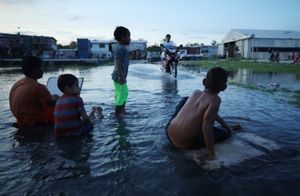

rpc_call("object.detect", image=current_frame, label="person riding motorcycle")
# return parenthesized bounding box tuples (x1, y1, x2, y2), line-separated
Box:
(160, 34, 179, 73)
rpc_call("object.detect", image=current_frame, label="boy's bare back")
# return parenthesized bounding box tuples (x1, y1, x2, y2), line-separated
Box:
(167, 90, 220, 149)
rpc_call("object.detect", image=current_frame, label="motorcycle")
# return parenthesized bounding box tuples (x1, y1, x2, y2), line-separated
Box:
(161, 46, 179, 78)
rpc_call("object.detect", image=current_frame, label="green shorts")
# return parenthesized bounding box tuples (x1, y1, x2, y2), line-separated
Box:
(114, 81, 128, 106)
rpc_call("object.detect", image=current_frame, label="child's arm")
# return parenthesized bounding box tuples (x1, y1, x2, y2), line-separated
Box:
(77, 97, 91, 124)
(116, 49, 126, 84)
(216, 114, 231, 132)
(81, 111, 91, 124)
(116, 62, 126, 84)
(202, 99, 220, 160)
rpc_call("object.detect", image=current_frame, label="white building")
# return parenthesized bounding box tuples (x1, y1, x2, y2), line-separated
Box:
(218, 29, 300, 60)
(111, 40, 147, 52)
(90, 40, 112, 59)
(90, 39, 147, 59)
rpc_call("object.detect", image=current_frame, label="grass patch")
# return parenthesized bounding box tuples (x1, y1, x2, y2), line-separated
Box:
(182, 59, 300, 73)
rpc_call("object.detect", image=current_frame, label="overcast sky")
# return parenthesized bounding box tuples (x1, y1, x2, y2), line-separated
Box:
(0, 0, 299, 45)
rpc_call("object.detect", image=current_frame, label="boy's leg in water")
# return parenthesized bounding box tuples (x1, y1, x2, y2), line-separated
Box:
(213, 127, 232, 143)
(114, 82, 128, 116)
(165, 60, 171, 73)
(115, 105, 125, 116)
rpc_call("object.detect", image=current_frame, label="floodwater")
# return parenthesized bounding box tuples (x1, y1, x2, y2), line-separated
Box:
(0, 63, 300, 195)
(183, 65, 300, 91)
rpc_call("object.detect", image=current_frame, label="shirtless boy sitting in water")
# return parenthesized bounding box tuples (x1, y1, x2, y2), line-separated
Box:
(166, 67, 241, 161)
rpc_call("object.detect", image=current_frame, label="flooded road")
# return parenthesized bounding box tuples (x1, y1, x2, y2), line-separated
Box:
(0, 63, 300, 195)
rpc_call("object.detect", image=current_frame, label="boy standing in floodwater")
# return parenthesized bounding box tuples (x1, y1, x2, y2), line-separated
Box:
(111, 26, 131, 116)
(166, 67, 241, 161)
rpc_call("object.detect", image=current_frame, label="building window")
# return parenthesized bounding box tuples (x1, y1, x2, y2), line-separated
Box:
(99, 43, 105, 48)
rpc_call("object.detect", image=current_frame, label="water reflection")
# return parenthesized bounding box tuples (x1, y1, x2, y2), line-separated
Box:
(161, 75, 178, 93)
(112, 119, 132, 158)
(56, 136, 93, 177)
(230, 69, 300, 90)
(181, 64, 300, 91)
(12, 127, 93, 184)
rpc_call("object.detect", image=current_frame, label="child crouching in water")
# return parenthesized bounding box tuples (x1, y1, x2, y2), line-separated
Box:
(54, 74, 102, 137)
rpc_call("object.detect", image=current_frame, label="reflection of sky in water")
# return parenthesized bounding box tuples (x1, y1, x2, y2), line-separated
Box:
(180, 65, 300, 90)
(230, 69, 300, 90)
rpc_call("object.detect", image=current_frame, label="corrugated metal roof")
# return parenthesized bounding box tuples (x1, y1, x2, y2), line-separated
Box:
(233, 29, 300, 39)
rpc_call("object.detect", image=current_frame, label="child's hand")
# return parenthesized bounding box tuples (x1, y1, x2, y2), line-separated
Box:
(198, 153, 216, 162)
(81, 111, 91, 124)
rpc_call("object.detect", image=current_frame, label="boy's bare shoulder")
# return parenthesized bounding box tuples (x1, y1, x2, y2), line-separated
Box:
(192, 90, 202, 96)
(210, 94, 221, 105)
(202, 92, 221, 105)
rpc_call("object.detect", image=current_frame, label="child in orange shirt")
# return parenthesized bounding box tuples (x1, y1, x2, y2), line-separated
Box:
(9, 56, 56, 127)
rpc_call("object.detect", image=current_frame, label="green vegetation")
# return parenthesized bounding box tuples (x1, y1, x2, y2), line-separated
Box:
(147, 44, 161, 52)
(57, 41, 77, 49)
(182, 59, 300, 73)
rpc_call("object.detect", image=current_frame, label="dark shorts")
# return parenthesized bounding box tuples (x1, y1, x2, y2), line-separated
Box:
(166, 97, 231, 149)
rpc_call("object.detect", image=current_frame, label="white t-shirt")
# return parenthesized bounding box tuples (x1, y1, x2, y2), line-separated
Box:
(162, 40, 175, 50)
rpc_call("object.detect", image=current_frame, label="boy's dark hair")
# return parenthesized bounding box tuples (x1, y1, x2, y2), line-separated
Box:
(22, 56, 42, 77)
(114, 26, 130, 42)
(57, 74, 78, 92)
(166, 34, 171, 38)
(203, 67, 228, 92)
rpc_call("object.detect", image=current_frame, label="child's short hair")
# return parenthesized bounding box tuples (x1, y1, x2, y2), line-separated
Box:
(166, 34, 171, 38)
(22, 56, 42, 77)
(114, 26, 130, 42)
(204, 67, 228, 92)
(57, 74, 78, 92)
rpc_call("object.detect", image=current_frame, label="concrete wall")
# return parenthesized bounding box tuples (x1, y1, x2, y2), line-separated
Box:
(244, 39, 250, 58)
(218, 44, 224, 56)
